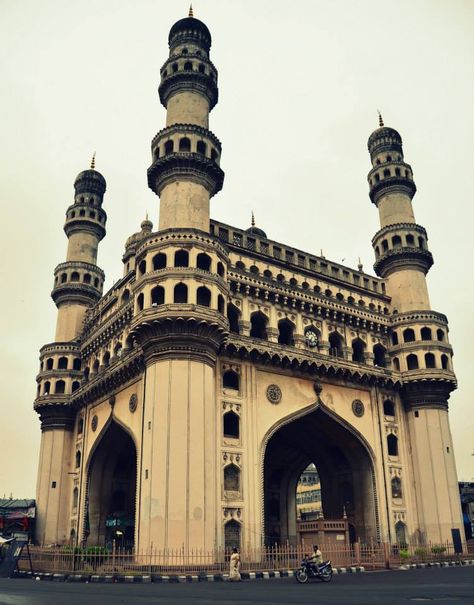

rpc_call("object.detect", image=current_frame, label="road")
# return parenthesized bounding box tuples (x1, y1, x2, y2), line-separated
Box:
(0, 566, 473, 605)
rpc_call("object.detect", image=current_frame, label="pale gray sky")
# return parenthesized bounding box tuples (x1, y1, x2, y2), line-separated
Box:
(0, 0, 473, 497)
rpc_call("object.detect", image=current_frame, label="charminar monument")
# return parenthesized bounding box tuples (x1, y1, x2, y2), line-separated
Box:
(33, 9, 463, 552)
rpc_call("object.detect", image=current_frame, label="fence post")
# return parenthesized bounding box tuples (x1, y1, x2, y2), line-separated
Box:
(384, 542, 390, 569)
(112, 539, 116, 572)
(354, 540, 361, 566)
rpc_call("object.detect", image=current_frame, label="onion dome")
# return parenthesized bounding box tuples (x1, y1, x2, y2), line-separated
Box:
(245, 212, 267, 238)
(74, 153, 106, 197)
(168, 11, 212, 52)
(125, 216, 154, 251)
(367, 112, 403, 161)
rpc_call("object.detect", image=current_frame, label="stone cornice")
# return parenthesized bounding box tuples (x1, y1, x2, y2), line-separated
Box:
(402, 378, 457, 410)
(389, 309, 448, 326)
(222, 335, 401, 389)
(51, 283, 102, 307)
(148, 152, 224, 197)
(389, 341, 453, 355)
(135, 228, 229, 260)
(70, 347, 144, 409)
(374, 247, 433, 277)
(82, 302, 134, 355)
(158, 70, 218, 110)
(39, 342, 81, 355)
(135, 267, 228, 291)
(369, 177, 417, 205)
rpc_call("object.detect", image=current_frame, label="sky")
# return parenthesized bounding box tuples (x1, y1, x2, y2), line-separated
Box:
(0, 0, 473, 497)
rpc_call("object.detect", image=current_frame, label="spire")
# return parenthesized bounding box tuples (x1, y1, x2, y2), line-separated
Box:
(90, 152, 96, 170)
(358, 257, 363, 272)
(377, 110, 384, 128)
(251, 211, 255, 227)
(188, 3, 193, 17)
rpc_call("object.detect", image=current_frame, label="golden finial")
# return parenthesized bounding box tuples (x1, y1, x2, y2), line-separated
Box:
(377, 110, 384, 128)
(189, 4, 193, 17)
(251, 211, 255, 227)
(146, 211, 149, 221)
(90, 152, 96, 170)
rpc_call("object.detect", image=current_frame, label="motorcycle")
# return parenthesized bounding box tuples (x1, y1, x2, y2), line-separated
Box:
(295, 558, 333, 583)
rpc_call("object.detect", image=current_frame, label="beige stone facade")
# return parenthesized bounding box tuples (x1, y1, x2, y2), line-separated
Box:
(33, 13, 463, 552)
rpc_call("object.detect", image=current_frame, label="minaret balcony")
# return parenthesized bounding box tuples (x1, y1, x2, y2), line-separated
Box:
(147, 151, 224, 197)
(52, 261, 104, 306)
(369, 174, 417, 205)
(159, 60, 218, 110)
(401, 375, 457, 411)
(373, 246, 433, 277)
(64, 203, 107, 240)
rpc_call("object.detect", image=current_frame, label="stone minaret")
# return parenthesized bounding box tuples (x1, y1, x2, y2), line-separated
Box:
(34, 159, 107, 545)
(131, 10, 229, 551)
(368, 117, 463, 543)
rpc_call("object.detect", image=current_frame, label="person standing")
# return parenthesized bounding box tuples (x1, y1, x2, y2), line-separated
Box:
(229, 547, 242, 581)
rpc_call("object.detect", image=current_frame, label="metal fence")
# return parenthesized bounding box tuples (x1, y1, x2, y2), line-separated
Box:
(18, 540, 473, 575)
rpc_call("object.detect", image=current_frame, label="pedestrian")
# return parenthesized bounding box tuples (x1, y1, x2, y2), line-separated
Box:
(229, 547, 241, 581)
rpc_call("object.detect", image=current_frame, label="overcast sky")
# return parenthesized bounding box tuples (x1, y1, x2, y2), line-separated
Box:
(0, 0, 473, 497)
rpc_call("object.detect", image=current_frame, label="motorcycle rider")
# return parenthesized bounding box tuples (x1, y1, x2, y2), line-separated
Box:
(309, 544, 323, 573)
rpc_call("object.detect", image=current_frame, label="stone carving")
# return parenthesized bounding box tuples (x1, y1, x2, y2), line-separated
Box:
(352, 399, 365, 417)
(266, 384, 282, 404)
(129, 393, 138, 413)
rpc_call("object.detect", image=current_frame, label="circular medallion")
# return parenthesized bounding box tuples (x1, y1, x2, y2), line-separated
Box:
(266, 384, 282, 404)
(129, 394, 138, 413)
(91, 415, 98, 431)
(352, 399, 365, 417)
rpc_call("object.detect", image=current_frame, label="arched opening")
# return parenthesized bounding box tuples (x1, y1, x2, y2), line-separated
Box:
(278, 318, 295, 346)
(71, 272, 80, 282)
(395, 521, 407, 546)
(92, 359, 100, 374)
(391, 332, 399, 346)
(223, 411, 240, 439)
(392, 357, 400, 371)
(72, 381, 80, 392)
(403, 328, 415, 343)
(197, 140, 206, 155)
(151, 285, 165, 306)
(72, 487, 79, 508)
(196, 286, 211, 307)
(441, 354, 449, 370)
(217, 294, 225, 314)
(83, 273, 91, 284)
(138, 260, 146, 276)
(421, 327, 432, 341)
(43, 381, 51, 395)
(153, 253, 167, 270)
(264, 407, 377, 545)
(78, 418, 84, 434)
(223, 370, 239, 390)
(391, 477, 402, 498)
(392, 235, 402, 248)
(425, 352, 436, 368)
(383, 400, 395, 417)
(55, 380, 66, 394)
(174, 283, 188, 303)
(217, 261, 225, 277)
(197, 253, 212, 271)
(407, 354, 419, 370)
(296, 463, 322, 522)
(351, 338, 366, 363)
(164, 140, 174, 154)
(329, 331, 344, 358)
(387, 434, 398, 456)
(75, 450, 81, 468)
(86, 421, 137, 548)
(137, 293, 144, 311)
(250, 311, 268, 340)
(406, 234, 415, 246)
(224, 464, 240, 493)
(58, 357, 68, 370)
(46, 358, 54, 370)
(210, 148, 218, 162)
(179, 137, 191, 152)
(373, 344, 386, 368)
(437, 329, 445, 342)
(224, 520, 241, 551)
(73, 358, 81, 371)
(183, 61, 193, 71)
(227, 303, 240, 334)
(121, 289, 130, 304)
(174, 249, 189, 267)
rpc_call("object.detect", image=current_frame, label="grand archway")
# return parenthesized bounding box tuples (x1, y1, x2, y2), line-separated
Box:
(263, 406, 377, 545)
(85, 421, 137, 548)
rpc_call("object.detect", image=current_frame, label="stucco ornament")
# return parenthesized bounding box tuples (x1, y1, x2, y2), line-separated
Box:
(129, 393, 138, 413)
(91, 415, 98, 431)
(266, 384, 282, 404)
(352, 399, 365, 417)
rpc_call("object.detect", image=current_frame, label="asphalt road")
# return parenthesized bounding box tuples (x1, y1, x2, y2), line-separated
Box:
(0, 566, 473, 605)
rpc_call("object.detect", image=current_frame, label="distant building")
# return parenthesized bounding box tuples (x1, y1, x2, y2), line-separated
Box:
(0, 499, 35, 541)
(296, 464, 322, 521)
(459, 482, 474, 541)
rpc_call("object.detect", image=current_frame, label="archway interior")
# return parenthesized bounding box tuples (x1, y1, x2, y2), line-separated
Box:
(296, 463, 322, 521)
(86, 421, 137, 548)
(264, 408, 376, 545)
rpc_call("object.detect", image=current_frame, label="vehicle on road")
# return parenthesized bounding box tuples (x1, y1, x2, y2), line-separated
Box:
(295, 557, 333, 583)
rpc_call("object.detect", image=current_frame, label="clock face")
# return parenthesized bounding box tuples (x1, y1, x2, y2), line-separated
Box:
(305, 329, 319, 348)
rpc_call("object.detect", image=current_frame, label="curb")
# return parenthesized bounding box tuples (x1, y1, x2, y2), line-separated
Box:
(13, 566, 365, 583)
(399, 559, 474, 571)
